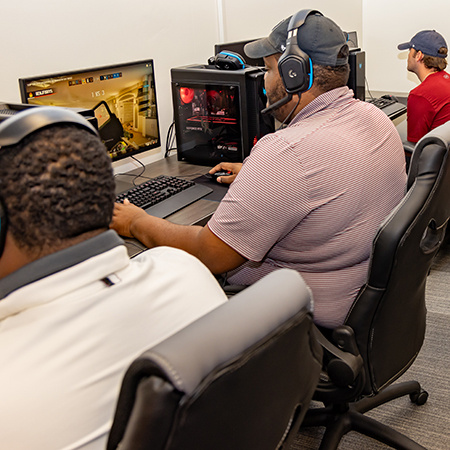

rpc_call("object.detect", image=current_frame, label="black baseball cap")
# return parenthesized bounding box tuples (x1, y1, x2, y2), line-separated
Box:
(244, 12, 348, 66)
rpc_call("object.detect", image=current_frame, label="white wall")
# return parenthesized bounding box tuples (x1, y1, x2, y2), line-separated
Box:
(363, 0, 450, 95)
(0, 0, 362, 169)
(218, 0, 362, 45)
(0, 0, 220, 171)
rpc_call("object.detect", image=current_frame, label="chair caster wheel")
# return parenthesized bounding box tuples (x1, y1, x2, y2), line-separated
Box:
(410, 389, 428, 405)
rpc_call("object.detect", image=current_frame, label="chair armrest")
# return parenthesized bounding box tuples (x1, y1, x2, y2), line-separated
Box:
(403, 140, 415, 156)
(313, 325, 364, 388)
(403, 141, 416, 172)
(223, 284, 246, 296)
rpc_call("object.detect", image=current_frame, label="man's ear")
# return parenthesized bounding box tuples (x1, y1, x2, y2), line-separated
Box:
(0, 232, 30, 279)
(416, 50, 424, 62)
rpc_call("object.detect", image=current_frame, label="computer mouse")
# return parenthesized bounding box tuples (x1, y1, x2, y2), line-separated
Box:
(211, 170, 232, 182)
(381, 94, 399, 102)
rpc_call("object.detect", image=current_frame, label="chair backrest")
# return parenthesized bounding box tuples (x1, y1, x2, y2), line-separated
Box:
(345, 121, 450, 394)
(107, 269, 323, 450)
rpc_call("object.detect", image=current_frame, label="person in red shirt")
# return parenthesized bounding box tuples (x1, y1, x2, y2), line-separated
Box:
(398, 30, 450, 143)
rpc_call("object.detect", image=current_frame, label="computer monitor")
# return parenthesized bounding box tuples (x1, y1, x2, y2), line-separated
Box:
(171, 64, 274, 165)
(345, 31, 359, 51)
(18, 59, 161, 162)
(214, 39, 264, 67)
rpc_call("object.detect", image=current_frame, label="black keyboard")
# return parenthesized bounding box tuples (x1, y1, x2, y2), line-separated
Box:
(116, 175, 213, 218)
(366, 96, 407, 120)
(367, 97, 397, 109)
(0, 109, 18, 116)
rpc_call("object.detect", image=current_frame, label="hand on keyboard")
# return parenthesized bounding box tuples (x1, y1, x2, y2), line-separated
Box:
(111, 198, 149, 239)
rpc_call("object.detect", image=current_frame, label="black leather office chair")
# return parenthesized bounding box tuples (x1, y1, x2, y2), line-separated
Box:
(301, 121, 450, 449)
(107, 269, 323, 450)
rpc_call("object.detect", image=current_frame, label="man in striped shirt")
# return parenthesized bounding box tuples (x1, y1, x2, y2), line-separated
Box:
(111, 11, 406, 329)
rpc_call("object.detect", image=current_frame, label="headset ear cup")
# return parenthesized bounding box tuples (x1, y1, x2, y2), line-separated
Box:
(0, 199, 7, 258)
(278, 52, 311, 93)
(277, 9, 320, 94)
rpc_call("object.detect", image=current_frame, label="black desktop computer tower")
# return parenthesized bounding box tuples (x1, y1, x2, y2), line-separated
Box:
(171, 64, 274, 165)
(347, 50, 366, 101)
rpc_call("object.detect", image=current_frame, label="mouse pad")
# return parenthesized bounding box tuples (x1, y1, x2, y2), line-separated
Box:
(192, 174, 229, 202)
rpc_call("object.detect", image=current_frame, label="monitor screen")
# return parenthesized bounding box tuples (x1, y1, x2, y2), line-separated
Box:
(18, 59, 161, 162)
(345, 31, 359, 51)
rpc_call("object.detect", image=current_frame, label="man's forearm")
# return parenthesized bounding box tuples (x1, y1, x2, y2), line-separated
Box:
(111, 200, 247, 274)
(130, 213, 203, 254)
(129, 213, 246, 274)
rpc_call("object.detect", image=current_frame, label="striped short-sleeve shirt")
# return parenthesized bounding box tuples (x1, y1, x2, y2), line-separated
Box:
(208, 87, 407, 328)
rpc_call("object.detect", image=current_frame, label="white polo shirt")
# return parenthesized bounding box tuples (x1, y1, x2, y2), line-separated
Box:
(0, 230, 227, 450)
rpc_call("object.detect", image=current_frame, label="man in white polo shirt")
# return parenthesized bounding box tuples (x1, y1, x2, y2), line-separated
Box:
(111, 10, 406, 329)
(0, 107, 227, 449)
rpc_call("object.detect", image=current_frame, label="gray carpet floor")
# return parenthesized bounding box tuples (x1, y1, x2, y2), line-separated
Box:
(292, 242, 450, 449)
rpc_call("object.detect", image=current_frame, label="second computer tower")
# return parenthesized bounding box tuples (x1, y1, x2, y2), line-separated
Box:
(348, 50, 366, 101)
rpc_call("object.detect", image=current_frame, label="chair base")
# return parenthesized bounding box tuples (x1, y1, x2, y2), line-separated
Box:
(302, 380, 428, 450)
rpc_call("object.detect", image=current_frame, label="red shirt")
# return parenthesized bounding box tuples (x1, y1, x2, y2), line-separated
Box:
(407, 70, 450, 143)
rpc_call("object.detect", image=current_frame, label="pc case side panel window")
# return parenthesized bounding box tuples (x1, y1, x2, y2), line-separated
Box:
(174, 83, 242, 164)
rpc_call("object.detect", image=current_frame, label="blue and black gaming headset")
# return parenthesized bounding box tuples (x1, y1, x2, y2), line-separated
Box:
(0, 106, 98, 257)
(278, 9, 322, 95)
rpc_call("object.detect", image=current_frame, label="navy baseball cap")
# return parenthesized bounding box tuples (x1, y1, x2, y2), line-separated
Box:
(244, 12, 348, 66)
(398, 30, 448, 58)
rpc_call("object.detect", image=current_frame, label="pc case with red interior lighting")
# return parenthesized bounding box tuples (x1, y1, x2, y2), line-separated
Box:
(171, 64, 274, 165)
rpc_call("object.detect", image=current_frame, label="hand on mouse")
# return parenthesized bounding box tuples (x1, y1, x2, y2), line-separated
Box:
(209, 162, 242, 184)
